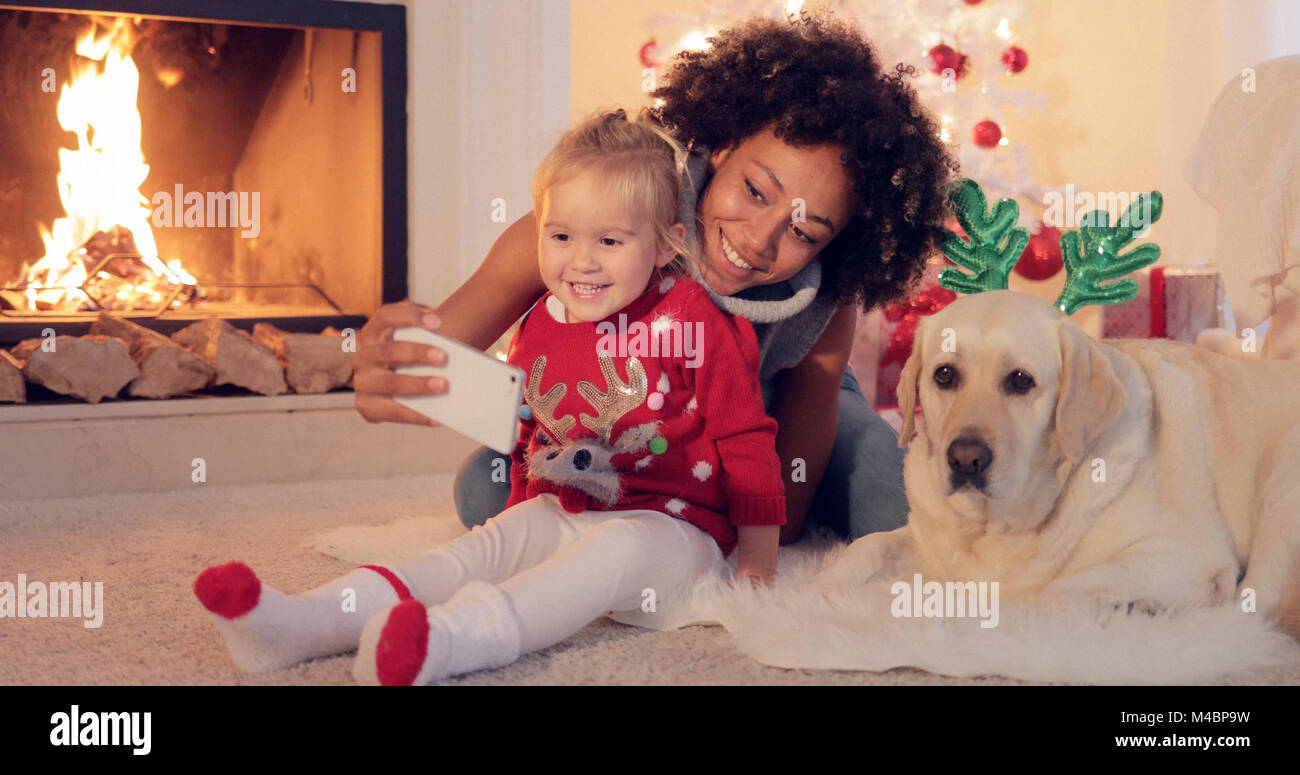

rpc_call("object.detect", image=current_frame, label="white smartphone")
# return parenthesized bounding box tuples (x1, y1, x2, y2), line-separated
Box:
(392, 327, 525, 454)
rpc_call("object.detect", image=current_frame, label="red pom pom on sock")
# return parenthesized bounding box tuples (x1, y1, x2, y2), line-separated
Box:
(194, 561, 261, 619)
(375, 599, 430, 686)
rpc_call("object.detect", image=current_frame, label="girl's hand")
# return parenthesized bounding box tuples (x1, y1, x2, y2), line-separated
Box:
(735, 562, 777, 587)
(734, 525, 780, 586)
(352, 300, 450, 426)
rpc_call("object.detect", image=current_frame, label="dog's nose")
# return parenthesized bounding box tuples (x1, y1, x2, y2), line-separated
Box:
(947, 437, 993, 476)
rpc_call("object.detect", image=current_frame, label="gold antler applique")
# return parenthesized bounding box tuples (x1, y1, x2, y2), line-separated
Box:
(525, 355, 576, 441)
(577, 353, 647, 445)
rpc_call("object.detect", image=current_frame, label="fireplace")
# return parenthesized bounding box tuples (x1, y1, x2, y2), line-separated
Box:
(0, 0, 407, 402)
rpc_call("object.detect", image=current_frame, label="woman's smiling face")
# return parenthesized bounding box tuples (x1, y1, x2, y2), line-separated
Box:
(697, 127, 856, 296)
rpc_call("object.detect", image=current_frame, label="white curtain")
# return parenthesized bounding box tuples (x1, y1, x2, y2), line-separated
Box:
(1175, 0, 1300, 330)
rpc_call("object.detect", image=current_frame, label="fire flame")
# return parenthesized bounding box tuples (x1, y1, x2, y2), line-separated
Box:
(19, 18, 194, 312)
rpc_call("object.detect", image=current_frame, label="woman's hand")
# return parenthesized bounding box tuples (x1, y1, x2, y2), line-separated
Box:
(352, 212, 548, 428)
(352, 300, 449, 426)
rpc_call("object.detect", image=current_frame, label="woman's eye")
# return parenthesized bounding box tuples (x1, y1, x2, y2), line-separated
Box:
(792, 225, 817, 245)
(934, 364, 956, 387)
(744, 178, 764, 202)
(1005, 370, 1035, 393)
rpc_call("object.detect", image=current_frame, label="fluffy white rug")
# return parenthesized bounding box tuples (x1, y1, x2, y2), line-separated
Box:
(312, 512, 1300, 685)
(686, 542, 1300, 685)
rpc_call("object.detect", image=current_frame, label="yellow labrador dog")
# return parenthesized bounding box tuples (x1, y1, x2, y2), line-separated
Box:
(818, 290, 1300, 634)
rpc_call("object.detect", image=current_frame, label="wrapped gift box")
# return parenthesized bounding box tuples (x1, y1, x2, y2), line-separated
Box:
(1101, 266, 1233, 342)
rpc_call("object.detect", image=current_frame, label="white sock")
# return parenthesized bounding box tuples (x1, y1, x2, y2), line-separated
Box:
(194, 561, 410, 673)
(353, 581, 522, 685)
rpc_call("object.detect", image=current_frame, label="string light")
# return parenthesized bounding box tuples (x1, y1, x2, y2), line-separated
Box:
(679, 30, 711, 51)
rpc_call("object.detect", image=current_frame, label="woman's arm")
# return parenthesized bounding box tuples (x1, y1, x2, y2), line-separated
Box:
(353, 211, 547, 425)
(769, 303, 858, 543)
(432, 211, 548, 349)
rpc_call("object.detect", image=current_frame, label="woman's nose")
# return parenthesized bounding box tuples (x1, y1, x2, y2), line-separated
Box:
(741, 209, 786, 261)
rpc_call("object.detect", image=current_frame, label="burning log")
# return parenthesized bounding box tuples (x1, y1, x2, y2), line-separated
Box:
(0, 290, 25, 310)
(77, 226, 149, 278)
(89, 313, 215, 398)
(77, 228, 195, 312)
(10, 335, 140, 404)
(252, 322, 353, 394)
(0, 349, 25, 404)
(171, 318, 287, 396)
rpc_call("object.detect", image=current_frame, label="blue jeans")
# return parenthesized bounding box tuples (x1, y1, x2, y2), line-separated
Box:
(452, 367, 910, 541)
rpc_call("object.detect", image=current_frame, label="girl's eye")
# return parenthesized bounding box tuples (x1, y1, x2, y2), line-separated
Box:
(791, 225, 817, 245)
(744, 178, 765, 202)
(600, 237, 621, 247)
(551, 233, 569, 242)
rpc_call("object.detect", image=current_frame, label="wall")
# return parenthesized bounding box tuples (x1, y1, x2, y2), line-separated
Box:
(340, 0, 571, 309)
(233, 29, 383, 315)
(569, 0, 1300, 335)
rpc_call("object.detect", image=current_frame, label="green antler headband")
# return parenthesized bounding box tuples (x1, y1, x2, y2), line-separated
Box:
(937, 178, 1164, 315)
(938, 179, 1030, 295)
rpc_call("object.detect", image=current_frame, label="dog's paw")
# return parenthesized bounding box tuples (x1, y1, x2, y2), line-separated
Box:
(1096, 598, 1165, 624)
(1125, 599, 1164, 617)
(810, 529, 915, 591)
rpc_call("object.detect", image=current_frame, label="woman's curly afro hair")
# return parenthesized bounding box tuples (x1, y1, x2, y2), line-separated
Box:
(649, 12, 959, 309)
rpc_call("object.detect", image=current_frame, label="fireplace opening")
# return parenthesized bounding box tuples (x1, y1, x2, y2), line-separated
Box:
(0, 1, 407, 403)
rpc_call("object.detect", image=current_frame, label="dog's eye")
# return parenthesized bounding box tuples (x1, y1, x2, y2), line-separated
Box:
(1005, 370, 1036, 393)
(933, 364, 957, 388)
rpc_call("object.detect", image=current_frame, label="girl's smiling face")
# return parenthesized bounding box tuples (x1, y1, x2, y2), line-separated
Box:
(537, 168, 682, 323)
(698, 127, 856, 296)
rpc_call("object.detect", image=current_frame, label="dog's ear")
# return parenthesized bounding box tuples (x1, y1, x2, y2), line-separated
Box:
(1053, 319, 1125, 464)
(897, 317, 926, 447)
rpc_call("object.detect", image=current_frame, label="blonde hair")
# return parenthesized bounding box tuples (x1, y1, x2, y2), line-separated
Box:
(532, 109, 696, 276)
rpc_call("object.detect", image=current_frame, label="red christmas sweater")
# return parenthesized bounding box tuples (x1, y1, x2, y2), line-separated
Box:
(504, 275, 786, 556)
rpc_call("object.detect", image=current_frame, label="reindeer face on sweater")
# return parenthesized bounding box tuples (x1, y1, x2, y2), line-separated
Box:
(522, 352, 663, 507)
(526, 420, 662, 506)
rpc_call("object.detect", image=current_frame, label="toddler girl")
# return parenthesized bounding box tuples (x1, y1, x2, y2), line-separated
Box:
(194, 110, 786, 684)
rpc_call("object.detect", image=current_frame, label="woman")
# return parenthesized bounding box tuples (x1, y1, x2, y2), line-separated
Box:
(353, 13, 957, 543)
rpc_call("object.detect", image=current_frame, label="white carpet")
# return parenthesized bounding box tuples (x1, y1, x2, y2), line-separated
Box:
(3, 472, 1297, 685)
(315, 504, 1300, 685)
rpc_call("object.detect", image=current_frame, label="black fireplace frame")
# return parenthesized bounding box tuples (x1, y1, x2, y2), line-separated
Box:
(0, 0, 408, 343)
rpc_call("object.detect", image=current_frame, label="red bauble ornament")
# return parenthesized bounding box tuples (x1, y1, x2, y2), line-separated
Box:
(1001, 45, 1028, 74)
(638, 39, 661, 69)
(881, 283, 958, 367)
(973, 119, 1002, 148)
(1014, 225, 1064, 281)
(945, 219, 970, 257)
(927, 44, 968, 78)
